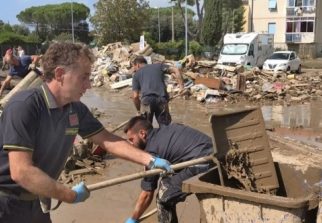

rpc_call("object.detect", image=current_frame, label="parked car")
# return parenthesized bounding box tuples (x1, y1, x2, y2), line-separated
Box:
(263, 51, 301, 73)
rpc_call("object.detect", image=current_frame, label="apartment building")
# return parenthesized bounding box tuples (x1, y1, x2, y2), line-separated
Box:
(244, 0, 322, 58)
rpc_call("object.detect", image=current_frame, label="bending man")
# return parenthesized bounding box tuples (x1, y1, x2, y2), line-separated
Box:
(0, 42, 172, 223)
(131, 56, 184, 126)
(0, 49, 40, 96)
(124, 116, 213, 223)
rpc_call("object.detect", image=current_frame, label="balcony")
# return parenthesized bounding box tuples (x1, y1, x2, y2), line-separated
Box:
(286, 6, 316, 16)
(286, 33, 301, 42)
(285, 33, 314, 43)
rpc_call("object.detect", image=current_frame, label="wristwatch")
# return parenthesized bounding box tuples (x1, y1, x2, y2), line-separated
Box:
(147, 156, 156, 169)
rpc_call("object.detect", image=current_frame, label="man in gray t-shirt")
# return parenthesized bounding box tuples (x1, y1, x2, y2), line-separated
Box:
(131, 56, 184, 126)
(124, 116, 213, 223)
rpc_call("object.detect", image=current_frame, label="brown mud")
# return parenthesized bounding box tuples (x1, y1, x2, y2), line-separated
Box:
(51, 83, 322, 223)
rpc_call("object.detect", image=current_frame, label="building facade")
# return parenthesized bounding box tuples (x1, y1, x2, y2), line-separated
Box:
(245, 0, 322, 58)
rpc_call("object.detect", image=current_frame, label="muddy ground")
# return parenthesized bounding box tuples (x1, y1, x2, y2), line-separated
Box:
(51, 68, 322, 222)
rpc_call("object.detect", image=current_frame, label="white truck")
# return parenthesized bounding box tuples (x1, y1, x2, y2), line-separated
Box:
(216, 32, 274, 68)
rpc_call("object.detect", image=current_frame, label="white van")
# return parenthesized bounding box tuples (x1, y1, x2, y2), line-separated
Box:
(217, 32, 274, 69)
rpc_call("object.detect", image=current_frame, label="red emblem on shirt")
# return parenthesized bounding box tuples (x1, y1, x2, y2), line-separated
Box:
(69, 114, 79, 126)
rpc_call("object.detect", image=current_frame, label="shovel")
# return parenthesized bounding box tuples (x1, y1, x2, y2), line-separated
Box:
(44, 155, 218, 213)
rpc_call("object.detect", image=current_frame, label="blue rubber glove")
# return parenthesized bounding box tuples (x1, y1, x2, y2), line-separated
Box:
(72, 182, 90, 203)
(125, 217, 139, 223)
(148, 156, 174, 174)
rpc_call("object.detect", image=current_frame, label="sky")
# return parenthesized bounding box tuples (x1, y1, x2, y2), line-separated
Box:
(0, 0, 173, 25)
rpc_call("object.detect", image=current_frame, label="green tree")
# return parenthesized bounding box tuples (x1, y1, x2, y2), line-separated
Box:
(201, 0, 222, 46)
(145, 7, 195, 44)
(222, 0, 245, 33)
(0, 23, 38, 46)
(53, 32, 75, 42)
(91, 0, 149, 45)
(170, 0, 245, 43)
(12, 25, 30, 36)
(1, 24, 13, 33)
(17, 3, 91, 43)
(170, 0, 203, 41)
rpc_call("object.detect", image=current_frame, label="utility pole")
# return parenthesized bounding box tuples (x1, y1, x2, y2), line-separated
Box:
(185, 0, 188, 56)
(251, 0, 254, 32)
(171, 5, 175, 42)
(232, 10, 235, 33)
(71, 0, 75, 43)
(158, 7, 161, 43)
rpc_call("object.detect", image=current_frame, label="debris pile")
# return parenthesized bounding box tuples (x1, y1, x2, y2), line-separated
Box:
(59, 108, 108, 185)
(90, 41, 322, 106)
(59, 138, 107, 185)
(91, 42, 166, 89)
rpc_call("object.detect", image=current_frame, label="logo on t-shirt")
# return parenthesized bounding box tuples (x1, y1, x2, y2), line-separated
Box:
(69, 113, 79, 126)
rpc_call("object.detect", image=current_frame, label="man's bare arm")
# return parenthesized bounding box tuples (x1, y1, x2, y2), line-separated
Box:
(168, 66, 184, 90)
(31, 55, 41, 64)
(90, 129, 152, 166)
(0, 75, 12, 96)
(132, 91, 141, 114)
(131, 190, 154, 220)
(9, 150, 76, 203)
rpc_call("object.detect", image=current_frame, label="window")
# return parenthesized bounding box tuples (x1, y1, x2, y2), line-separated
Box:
(269, 0, 277, 10)
(288, 0, 295, 6)
(303, 0, 315, 6)
(268, 23, 276, 34)
(295, 0, 303, 6)
(221, 44, 248, 55)
(249, 44, 254, 56)
(286, 17, 314, 33)
(288, 0, 315, 6)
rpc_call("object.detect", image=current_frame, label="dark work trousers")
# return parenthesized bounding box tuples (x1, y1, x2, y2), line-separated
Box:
(141, 96, 171, 126)
(156, 164, 210, 223)
(0, 194, 51, 223)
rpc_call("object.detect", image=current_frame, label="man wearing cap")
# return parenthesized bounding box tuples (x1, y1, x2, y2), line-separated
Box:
(0, 49, 40, 96)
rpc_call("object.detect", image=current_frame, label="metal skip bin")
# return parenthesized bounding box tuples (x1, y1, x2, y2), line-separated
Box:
(182, 106, 321, 223)
(182, 166, 320, 223)
(209, 106, 279, 193)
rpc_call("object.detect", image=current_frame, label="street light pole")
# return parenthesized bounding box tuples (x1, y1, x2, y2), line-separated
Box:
(71, 0, 75, 43)
(251, 0, 254, 32)
(171, 4, 174, 42)
(158, 7, 160, 43)
(185, 0, 188, 56)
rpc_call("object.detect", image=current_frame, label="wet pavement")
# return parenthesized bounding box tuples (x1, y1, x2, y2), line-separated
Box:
(82, 87, 322, 149)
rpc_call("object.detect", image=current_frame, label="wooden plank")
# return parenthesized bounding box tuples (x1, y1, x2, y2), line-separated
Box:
(236, 74, 246, 91)
(0, 70, 38, 107)
(110, 78, 132, 89)
(195, 76, 222, 89)
(28, 76, 43, 89)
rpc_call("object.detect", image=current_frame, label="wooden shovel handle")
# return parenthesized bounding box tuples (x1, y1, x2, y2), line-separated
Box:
(87, 155, 214, 191)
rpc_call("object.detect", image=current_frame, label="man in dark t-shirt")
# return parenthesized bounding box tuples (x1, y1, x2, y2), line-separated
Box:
(0, 43, 172, 223)
(124, 116, 214, 223)
(131, 56, 184, 126)
(0, 49, 40, 96)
